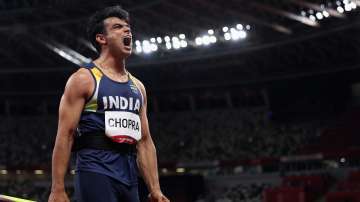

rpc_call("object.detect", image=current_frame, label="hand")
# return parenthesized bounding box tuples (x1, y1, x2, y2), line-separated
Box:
(48, 190, 70, 202)
(148, 190, 170, 202)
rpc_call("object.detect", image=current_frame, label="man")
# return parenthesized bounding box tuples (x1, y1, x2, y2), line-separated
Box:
(48, 6, 169, 202)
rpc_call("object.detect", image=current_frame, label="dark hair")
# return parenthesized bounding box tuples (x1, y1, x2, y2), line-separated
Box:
(86, 5, 130, 53)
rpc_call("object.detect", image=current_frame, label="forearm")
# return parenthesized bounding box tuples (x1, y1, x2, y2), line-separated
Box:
(137, 139, 161, 193)
(51, 134, 74, 192)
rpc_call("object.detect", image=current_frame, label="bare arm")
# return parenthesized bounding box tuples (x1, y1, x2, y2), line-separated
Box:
(135, 81, 169, 202)
(49, 69, 93, 202)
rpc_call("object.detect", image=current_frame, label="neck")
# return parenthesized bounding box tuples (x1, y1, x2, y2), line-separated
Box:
(94, 51, 127, 75)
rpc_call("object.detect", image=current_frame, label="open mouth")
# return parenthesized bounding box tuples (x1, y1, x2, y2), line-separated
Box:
(123, 37, 132, 47)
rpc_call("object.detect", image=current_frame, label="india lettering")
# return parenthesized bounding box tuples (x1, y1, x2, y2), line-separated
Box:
(102, 96, 140, 111)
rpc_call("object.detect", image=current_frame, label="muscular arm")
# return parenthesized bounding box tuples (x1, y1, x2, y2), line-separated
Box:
(135, 81, 169, 202)
(50, 69, 93, 198)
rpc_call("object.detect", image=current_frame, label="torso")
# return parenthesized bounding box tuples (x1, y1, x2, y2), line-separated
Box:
(75, 62, 143, 185)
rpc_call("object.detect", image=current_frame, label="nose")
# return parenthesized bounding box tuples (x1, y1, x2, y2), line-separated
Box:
(124, 26, 131, 34)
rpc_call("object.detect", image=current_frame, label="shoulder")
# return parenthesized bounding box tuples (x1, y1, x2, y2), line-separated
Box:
(64, 68, 94, 97)
(130, 74, 146, 96)
(67, 68, 93, 88)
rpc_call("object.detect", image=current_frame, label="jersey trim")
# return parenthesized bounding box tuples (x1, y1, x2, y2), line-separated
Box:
(128, 73, 145, 110)
(84, 67, 103, 112)
(84, 68, 96, 104)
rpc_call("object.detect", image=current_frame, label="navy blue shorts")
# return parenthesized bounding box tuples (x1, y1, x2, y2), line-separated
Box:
(75, 171, 140, 202)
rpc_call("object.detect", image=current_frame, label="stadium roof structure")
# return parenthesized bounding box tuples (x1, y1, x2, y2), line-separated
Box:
(0, 0, 359, 93)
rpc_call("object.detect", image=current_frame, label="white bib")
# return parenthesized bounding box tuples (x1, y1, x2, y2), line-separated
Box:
(105, 111, 141, 144)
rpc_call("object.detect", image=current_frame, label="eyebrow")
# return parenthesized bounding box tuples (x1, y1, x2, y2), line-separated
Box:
(112, 23, 130, 28)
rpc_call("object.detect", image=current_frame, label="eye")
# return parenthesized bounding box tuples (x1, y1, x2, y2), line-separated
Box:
(113, 24, 124, 29)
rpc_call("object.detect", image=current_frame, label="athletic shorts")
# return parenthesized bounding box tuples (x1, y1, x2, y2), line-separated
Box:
(74, 171, 139, 202)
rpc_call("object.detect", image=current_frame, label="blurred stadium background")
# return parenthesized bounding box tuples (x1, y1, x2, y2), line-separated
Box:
(0, 0, 360, 201)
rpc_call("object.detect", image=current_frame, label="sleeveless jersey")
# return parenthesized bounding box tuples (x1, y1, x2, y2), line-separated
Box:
(75, 62, 143, 185)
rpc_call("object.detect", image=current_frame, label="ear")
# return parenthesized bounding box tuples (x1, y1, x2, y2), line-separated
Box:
(95, 33, 107, 46)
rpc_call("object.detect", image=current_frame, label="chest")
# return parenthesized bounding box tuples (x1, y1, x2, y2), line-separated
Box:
(97, 77, 142, 113)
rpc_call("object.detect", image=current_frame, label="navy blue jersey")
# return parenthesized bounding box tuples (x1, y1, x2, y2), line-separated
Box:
(75, 62, 143, 185)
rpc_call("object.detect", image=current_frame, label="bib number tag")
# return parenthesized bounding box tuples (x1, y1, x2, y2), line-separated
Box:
(105, 111, 142, 144)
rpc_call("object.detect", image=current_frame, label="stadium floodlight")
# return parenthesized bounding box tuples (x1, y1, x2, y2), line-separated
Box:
(309, 15, 316, 21)
(156, 37, 162, 43)
(173, 42, 181, 49)
(231, 31, 240, 40)
(161, 168, 168, 173)
(210, 36, 217, 43)
(344, 4, 351, 11)
(180, 40, 188, 48)
(142, 40, 150, 45)
(176, 168, 185, 173)
(202, 35, 211, 45)
(166, 42, 172, 49)
(133, 21, 253, 54)
(222, 26, 229, 32)
(172, 36, 179, 42)
(343, 0, 349, 4)
(136, 46, 142, 53)
(316, 12, 324, 20)
(179, 34, 186, 39)
(301, 11, 306, 16)
(337, 6, 344, 13)
(344, 3, 352, 11)
(239, 31, 247, 39)
(150, 44, 158, 51)
(350, 2, 356, 9)
(195, 37, 203, 45)
(142, 40, 152, 53)
(229, 28, 247, 40)
(322, 10, 330, 18)
(143, 46, 151, 54)
(172, 39, 181, 49)
(224, 32, 231, 40)
(336, 1, 341, 6)
(236, 24, 243, 30)
(309, 9, 314, 14)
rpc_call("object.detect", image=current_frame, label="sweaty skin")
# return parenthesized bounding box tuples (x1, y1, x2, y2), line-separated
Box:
(48, 69, 93, 202)
(49, 17, 169, 202)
